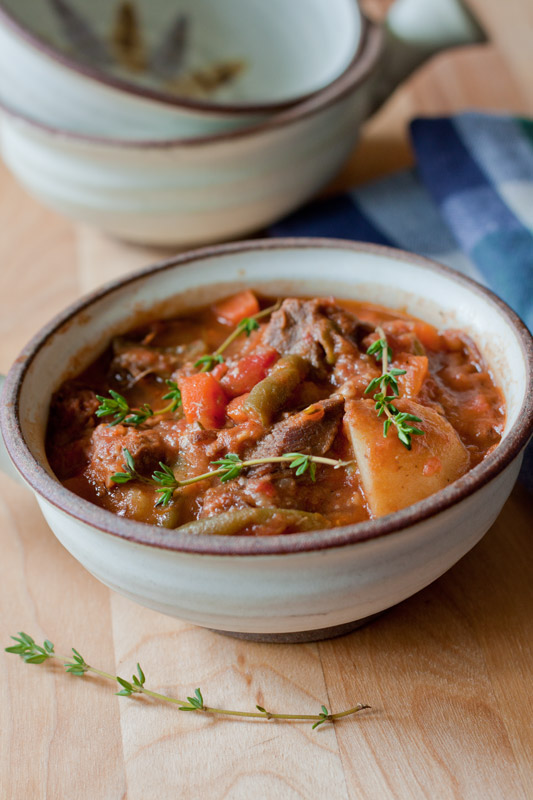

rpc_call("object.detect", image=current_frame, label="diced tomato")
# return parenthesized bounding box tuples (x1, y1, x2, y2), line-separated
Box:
(179, 373, 228, 429)
(214, 290, 260, 326)
(395, 354, 429, 397)
(226, 393, 252, 424)
(221, 347, 278, 397)
(412, 321, 442, 351)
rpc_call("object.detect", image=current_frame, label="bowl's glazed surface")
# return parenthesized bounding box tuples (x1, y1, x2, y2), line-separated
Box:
(1, 240, 532, 640)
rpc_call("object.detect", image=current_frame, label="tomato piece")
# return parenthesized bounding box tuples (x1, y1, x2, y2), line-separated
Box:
(226, 393, 252, 424)
(214, 290, 260, 326)
(221, 347, 278, 397)
(179, 373, 228, 429)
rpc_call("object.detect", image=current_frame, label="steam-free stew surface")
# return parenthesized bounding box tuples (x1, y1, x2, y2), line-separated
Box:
(46, 293, 505, 535)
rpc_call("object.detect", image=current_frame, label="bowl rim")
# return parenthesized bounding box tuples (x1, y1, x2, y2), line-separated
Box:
(1, 237, 532, 557)
(0, 14, 382, 149)
(0, 0, 367, 118)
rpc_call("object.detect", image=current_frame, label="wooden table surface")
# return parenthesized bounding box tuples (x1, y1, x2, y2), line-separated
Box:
(1, 2, 532, 798)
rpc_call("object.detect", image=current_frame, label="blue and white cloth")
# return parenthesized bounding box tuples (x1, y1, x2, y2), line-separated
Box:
(271, 112, 533, 486)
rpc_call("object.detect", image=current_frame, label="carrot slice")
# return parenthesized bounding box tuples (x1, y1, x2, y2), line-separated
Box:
(214, 290, 260, 325)
(179, 373, 228, 429)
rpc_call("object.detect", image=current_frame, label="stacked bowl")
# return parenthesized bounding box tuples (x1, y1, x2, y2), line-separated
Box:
(0, 0, 484, 245)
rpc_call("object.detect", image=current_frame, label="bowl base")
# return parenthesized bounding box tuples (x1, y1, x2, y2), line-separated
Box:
(210, 612, 383, 643)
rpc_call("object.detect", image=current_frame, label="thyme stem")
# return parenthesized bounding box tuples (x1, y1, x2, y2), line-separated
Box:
(113, 450, 354, 506)
(6, 633, 370, 729)
(196, 300, 281, 372)
(364, 327, 424, 449)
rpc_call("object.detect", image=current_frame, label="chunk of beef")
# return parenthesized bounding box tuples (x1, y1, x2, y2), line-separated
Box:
(46, 382, 100, 479)
(261, 298, 372, 378)
(87, 424, 168, 490)
(249, 395, 344, 459)
(110, 337, 205, 381)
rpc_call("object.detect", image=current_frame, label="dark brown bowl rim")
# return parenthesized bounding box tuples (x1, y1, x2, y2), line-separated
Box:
(1, 238, 532, 556)
(0, 13, 382, 149)
(0, 0, 366, 117)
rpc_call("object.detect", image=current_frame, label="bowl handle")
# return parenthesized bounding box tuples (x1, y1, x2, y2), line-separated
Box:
(0, 374, 26, 486)
(369, 0, 486, 112)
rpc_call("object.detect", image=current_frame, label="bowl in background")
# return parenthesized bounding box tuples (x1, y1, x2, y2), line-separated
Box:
(0, 0, 361, 139)
(0, 21, 383, 246)
(1, 239, 532, 641)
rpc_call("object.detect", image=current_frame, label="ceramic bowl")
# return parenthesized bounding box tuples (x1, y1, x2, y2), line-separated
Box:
(1, 239, 532, 642)
(0, 0, 485, 245)
(0, 19, 384, 246)
(0, 0, 362, 139)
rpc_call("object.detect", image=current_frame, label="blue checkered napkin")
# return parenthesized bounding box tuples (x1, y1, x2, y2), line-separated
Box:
(411, 114, 533, 331)
(270, 111, 533, 487)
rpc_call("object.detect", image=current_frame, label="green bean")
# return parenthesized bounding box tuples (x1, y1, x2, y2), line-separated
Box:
(174, 508, 330, 536)
(243, 354, 309, 425)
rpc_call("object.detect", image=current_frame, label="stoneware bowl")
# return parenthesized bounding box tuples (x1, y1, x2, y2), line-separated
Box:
(1, 239, 532, 642)
(0, 0, 362, 139)
(0, 0, 485, 247)
(0, 0, 482, 140)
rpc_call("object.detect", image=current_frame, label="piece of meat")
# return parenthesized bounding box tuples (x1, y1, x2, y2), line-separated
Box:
(344, 398, 470, 517)
(261, 298, 369, 378)
(110, 337, 205, 381)
(249, 395, 344, 459)
(87, 424, 168, 490)
(46, 382, 100, 479)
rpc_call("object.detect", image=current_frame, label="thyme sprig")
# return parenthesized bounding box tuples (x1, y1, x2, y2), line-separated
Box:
(96, 380, 182, 427)
(364, 327, 424, 450)
(111, 449, 352, 507)
(195, 300, 280, 372)
(6, 633, 370, 729)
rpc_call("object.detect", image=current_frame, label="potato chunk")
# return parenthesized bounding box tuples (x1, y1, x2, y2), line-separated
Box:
(344, 398, 470, 517)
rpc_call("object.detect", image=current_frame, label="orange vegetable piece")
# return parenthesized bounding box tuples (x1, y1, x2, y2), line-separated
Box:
(226, 393, 252, 424)
(179, 373, 228, 429)
(412, 321, 442, 351)
(214, 290, 260, 326)
(395, 354, 429, 397)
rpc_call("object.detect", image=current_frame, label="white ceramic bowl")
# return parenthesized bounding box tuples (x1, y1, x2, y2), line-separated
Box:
(0, 20, 383, 246)
(0, 0, 361, 139)
(1, 239, 532, 642)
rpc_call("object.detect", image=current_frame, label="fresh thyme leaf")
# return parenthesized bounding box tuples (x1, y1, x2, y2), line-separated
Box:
(161, 379, 182, 412)
(152, 462, 178, 487)
(194, 354, 225, 372)
(155, 488, 175, 507)
(239, 317, 260, 337)
(311, 706, 330, 730)
(137, 664, 146, 686)
(96, 390, 129, 426)
(211, 453, 244, 483)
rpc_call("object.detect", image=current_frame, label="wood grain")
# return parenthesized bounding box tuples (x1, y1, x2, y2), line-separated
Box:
(1, 1, 532, 798)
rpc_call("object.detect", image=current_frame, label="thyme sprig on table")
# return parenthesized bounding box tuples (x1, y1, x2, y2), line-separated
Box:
(5, 633, 370, 729)
(111, 449, 352, 507)
(364, 327, 424, 450)
(195, 300, 280, 372)
(96, 380, 182, 427)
